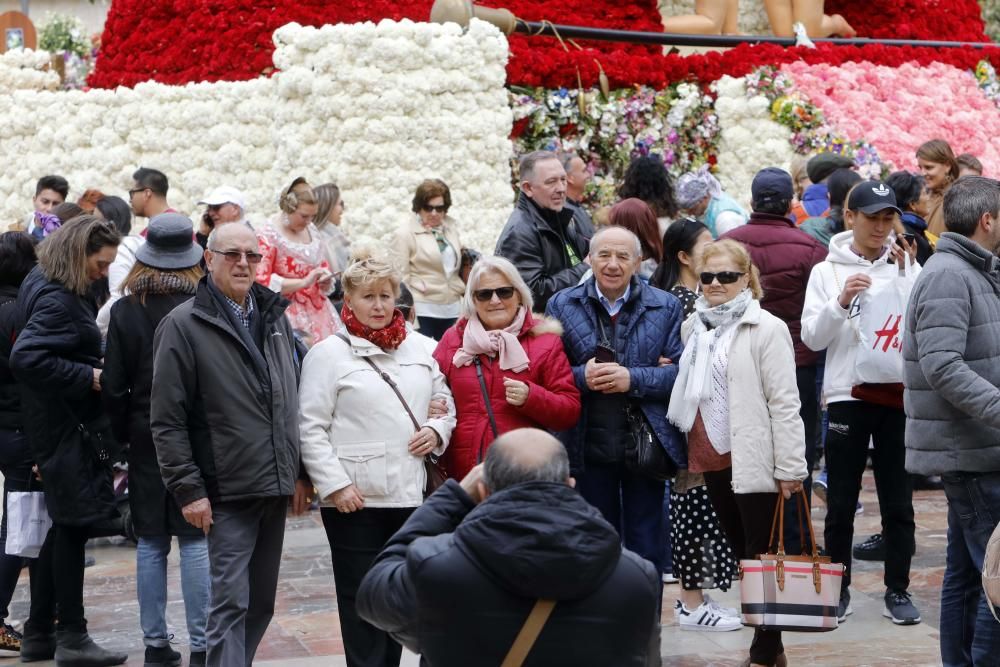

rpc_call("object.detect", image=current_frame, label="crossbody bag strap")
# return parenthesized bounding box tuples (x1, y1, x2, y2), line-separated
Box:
(472, 356, 499, 456)
(500, 599, 557, 667)
(336, 333, 420, 431)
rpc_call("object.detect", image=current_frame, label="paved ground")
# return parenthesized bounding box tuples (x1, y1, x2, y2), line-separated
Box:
(1, 470, 949, 666)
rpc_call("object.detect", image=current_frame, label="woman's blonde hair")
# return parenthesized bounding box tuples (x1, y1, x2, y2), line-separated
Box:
(699, 239, 764, 300)
(36, 215, 120, 296)
(460, 256, 533, 319)
(279, 176, 317, 214)
(313, 183, 341, 228)
(342, 249, 401, 297)
(120, 261, 203, 304)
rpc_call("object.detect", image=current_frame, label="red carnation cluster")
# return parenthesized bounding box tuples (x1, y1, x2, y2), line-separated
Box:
(88, 0, 995, 90)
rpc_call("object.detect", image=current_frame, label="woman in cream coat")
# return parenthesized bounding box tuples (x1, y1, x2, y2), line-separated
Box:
(298, 256, 455, 667)
(668, 239, 807, 667)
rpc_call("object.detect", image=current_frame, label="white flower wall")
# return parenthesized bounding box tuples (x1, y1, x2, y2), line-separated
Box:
(0, 19, 514, 251)
(712, 75, 796, 209)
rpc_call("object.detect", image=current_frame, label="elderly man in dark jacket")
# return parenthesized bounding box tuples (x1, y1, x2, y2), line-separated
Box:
(904, 176, 1000, 666)
(495, 150, 595, 311)
(356, 428, 661, 667)
(722, 167, 827, 553)
(151, 223, 303, 667)
(546, 226, 684, 575)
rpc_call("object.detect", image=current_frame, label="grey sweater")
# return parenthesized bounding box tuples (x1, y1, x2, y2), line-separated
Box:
(903, 233, 1000, 475)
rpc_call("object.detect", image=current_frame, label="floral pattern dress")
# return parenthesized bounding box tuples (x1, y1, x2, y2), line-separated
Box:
(255, 215, 341, 345)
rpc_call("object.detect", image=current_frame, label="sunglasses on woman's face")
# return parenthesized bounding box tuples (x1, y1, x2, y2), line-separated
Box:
(473, 286, 516, 302)
(422, 204, 448, 214)
(700, 271, 745, 285)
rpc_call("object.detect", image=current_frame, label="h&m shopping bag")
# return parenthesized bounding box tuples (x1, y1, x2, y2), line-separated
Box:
(740, 492, 843, 632)
(853, 255, 917, 385)
(5, 491, 51, 558)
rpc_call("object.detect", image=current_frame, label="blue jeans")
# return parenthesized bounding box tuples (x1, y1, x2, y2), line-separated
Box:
(940, 472, 1000, 667)
(577, 460, 665, 573)
(137, 535, 210, 651)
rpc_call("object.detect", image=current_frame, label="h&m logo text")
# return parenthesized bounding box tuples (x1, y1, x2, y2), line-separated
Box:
(873, 315, 902, 352)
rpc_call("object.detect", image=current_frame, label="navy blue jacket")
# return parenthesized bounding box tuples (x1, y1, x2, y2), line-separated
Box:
(545, 277, 686, 474)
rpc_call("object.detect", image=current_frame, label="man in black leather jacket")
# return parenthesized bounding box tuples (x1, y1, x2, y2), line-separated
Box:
(357, 428, 662, 667)
(495, 151, 595, 312)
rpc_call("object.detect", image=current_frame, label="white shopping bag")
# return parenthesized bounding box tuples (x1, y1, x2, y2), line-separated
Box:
(5, 491, 51, 558)
(853, 261, 916, 385)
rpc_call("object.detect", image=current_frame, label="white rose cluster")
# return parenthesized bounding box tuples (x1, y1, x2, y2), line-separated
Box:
(712, 75, 795, 209)
(0, 19, 514, 252)
(0, 48, 59, 91)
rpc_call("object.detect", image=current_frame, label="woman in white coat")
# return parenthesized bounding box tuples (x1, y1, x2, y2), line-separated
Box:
(668, 239, 807, 667)
(298, 255, 456, 667)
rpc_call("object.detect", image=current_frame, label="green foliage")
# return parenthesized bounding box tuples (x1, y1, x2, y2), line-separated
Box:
(38, 12, 90, 58)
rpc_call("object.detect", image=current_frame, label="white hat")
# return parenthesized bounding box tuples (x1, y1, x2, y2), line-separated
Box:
(198, 185, 246, 210)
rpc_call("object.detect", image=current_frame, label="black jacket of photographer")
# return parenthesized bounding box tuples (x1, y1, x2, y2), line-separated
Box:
(357, 479, 661, 667)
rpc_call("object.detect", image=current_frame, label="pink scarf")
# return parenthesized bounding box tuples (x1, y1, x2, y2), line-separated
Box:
(452, 307, 530, 372)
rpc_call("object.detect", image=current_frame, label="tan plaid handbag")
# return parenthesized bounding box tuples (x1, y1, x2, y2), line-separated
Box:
(739, 491, 844, 632)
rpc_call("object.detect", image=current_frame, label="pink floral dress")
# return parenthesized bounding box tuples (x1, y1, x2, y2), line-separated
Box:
(255, 215, 340, 345)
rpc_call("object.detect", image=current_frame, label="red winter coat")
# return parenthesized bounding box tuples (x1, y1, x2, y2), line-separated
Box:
(433, 313, 581, 479)
(722, 212, 828, 367)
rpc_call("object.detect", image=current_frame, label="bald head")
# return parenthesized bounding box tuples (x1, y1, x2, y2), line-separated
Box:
(482, 428, 571, 493)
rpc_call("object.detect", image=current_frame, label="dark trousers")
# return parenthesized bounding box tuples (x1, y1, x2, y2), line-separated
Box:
(577, 461, 665, 573)
(321, 507, 413, 667)
(939, 472, 1000, 667)
(26, 523, 89, 634)
(205, 497, 287, 667)
(704, 467, 783, 665)
(416, 317, 455, 342)
(0, 428, 33, 620)
(824, 401, 914, 593)
(783, 365, 819, 555)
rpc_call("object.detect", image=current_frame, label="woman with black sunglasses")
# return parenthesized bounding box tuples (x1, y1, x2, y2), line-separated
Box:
(668, 239, 807, 667)
(432, 256, 580, 479)
(390, 179, 465, 341)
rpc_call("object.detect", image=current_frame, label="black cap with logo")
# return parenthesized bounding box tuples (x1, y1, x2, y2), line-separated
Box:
(846, 180, 903, 216)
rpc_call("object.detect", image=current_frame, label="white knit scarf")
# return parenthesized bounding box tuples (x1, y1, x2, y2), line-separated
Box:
(668, 289, 753, 432)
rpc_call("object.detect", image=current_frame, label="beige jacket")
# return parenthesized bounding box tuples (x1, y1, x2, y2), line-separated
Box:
(391, 217, 465, 305)
(680, 300, 808, 494)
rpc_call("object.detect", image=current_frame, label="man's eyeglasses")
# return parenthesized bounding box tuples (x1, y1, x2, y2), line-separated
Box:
(128, 187, 150, 198)
(473, 286, 516, 302)
(422, 204, 448, 214)
(209, 248, 263, 265)
(699, 271, 745, 285)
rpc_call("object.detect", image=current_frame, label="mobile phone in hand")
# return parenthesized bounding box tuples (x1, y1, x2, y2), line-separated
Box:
(594, 343, 616, 364)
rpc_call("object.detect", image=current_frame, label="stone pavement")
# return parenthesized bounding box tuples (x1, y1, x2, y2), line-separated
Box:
(2, 471, 948, 666)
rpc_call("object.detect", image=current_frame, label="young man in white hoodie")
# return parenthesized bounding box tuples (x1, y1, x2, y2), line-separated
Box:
(801, 180, 922, 627)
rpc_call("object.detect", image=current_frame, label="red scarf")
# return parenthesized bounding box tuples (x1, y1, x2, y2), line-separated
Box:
(340, 305, 408, 350)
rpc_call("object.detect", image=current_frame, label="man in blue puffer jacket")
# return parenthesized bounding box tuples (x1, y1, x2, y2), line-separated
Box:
(546, 226, 685, 574)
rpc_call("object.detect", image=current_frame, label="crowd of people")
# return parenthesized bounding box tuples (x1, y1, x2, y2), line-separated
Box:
(0, 136, 995, 667)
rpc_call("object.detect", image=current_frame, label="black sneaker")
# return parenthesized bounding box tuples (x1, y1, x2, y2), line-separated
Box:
(837, 588, 853, 623)
(145, 645, 182, 667)
(883, 589, 922, 625)
(853, 533, 886, 561)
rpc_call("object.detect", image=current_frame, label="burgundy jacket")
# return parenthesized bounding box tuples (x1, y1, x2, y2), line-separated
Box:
(721, 212, 828, 367)
(433, 313, 581, 479)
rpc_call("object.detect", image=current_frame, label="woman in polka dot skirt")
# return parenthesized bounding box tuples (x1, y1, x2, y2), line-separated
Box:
(652, 219, 740, 632)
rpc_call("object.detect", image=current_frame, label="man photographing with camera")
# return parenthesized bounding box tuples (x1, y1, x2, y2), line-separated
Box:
(356, 428, 662, 667)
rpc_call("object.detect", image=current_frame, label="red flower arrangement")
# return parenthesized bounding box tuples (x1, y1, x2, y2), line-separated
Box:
(89, 0, 997, 90)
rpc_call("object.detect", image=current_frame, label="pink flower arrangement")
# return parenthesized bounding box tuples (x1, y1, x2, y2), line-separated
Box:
(782, 60, 1000, 176)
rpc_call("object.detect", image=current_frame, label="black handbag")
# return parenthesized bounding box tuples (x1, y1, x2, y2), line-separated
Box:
(61, 398, 122, 464)
(624, 402, 676, 481)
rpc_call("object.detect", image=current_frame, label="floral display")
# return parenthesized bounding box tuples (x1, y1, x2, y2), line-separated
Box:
(0, 20, 515, 252)
(826, 0, 988, 41)
(976, 59, 1000, 105)
(38, 13, 98, 90)
(782, 60, 1000, 175)
(509, 82, 719, 206)
(0, 49, 60, 91)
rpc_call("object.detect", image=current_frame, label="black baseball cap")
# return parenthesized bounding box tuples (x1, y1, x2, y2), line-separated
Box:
(751, 167, 794, 206)
(846, 180, 903, 216)
(807, 152, 854, 183)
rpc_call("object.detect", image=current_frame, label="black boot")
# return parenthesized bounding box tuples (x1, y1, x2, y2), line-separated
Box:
(54, 629, 127, 666)
(144, 645, 181, 667)
(189, 650, 207, 666)
(20, 625, 56, 662)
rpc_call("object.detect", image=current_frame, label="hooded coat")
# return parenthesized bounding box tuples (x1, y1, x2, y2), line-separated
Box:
(356, 479, 661, 667)
(432, 312, 580, 479)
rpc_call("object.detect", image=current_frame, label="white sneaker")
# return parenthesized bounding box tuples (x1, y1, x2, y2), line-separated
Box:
(675, 599, 743, 632)
(703, 593, 740, 618)
(662, 572, 679, 584)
